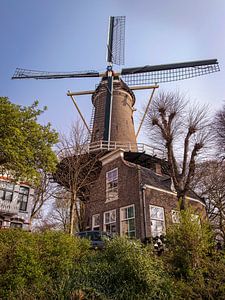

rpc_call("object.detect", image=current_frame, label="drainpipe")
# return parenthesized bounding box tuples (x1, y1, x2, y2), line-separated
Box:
(141, 185, 147, 242)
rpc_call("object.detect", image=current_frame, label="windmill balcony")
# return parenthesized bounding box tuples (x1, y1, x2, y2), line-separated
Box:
(0, 199, 19, 215)
(58, 140, 166, 159)
(87, 141, 166, 158)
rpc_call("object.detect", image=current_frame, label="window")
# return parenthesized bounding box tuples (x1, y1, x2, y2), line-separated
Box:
(18, 186, 29, 211)
(10, 222, 23, 228)
(104, 209, 116, 234)
(120, 205, 136, 237)
(0, 181, 14, 201)
(92, 214, 100, 230)
(106, 168, 118, 202)
(191, 214, 201, 225)
(150, 205, 165, 237)
(171, 210, 180, 223)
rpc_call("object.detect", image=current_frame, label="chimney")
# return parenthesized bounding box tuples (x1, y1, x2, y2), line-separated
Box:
(155, 163, 162, 176)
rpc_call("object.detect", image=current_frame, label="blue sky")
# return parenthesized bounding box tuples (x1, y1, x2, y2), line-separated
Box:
(1, 0, 225, 141)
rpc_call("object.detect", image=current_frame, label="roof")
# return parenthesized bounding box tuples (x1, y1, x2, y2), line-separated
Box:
(140, 165, 204, 203)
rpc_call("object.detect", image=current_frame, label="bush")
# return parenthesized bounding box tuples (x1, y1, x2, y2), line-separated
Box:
(163, 208, 225, 299)
(1, 223, 225, 299)
(0, 229, 89, 299)
(70, 237, 175, 299)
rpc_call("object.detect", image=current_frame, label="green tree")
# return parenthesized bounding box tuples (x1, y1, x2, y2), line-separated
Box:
(0, 97, 58, 182)
(164, 208, 225, 299)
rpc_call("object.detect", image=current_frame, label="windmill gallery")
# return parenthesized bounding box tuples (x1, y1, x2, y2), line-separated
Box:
(12, 16, 219, 240)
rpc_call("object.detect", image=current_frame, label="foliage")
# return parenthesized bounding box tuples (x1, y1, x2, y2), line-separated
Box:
(0, 97, 58, 183)
(163, 208, 225, 299)
(164, 207, 214, 279)
(71, 237, 175, 300)
(0, 229, 89, 300)
(1, 227, 225, 299)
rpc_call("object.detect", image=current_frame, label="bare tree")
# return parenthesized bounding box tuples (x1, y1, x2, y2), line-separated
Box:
(214, 103, 225, 158)
(54, 122, 102, 235)
(30, 171, 58, 229)
(51, 190, 70, 232)
(192, 160, 225, 243)
(146, 91, 211, 209)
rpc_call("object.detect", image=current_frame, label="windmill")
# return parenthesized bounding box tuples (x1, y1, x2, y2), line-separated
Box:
(12, 16, 219, 152)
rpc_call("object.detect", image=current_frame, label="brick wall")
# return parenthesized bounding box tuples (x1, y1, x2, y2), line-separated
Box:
(84, 152, 206, 240)
(85, 156, 142, 236)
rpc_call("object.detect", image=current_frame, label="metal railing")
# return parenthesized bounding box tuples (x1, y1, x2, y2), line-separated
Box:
(87, 141, 165, 158)
(0, 200, 19, 215)
(57, 140, 166, 159)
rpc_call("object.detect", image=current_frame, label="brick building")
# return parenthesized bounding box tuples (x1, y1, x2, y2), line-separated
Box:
(84, 148, 205, 240)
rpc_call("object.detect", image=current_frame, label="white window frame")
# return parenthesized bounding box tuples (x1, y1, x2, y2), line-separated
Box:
(103, 209, 117, 234)
(92, 214, 100, 230)
(171, 210, 180, 223)
(150, 205, 166, 237)
(120, 204, 136, 237)
(106, 168, 118, 202)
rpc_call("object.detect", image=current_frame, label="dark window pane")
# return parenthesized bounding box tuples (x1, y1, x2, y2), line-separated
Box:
(19, 200, 28, 211)
(18, 187, 29, 211)
(0, 190, 4, 200)
(19, 187, 29, 195)
(10, 222, 22, 228)
(127, 206, 134, 218)
(5, 192, 13, 201)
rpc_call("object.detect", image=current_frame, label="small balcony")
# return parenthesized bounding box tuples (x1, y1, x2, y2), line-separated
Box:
(0, 200, 19, 215)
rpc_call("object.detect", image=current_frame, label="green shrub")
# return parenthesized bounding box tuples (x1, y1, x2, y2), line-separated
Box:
(163, 208, 225, 299)
(0, 229, 89, 300)
(70, 237, 175, 300)
(164, 207, 214, 279)
(0, 229, 45, 299)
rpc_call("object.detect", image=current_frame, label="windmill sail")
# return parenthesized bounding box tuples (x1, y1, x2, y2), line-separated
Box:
(12, 68, 100, 80)
(107, 16, 125, 65)
(121, 59, 219, 86)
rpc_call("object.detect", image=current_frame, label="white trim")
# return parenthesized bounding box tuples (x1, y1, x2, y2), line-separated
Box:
(171, 210, 180, 223)
(105, 168, 118, 202)
(100, 149, 124, 166)
(103, 209, 117, 232)
(120, 204, 136, 237)
(92, 214, 100, 230)
(149, 205, 166, 236)
(150, 205, 165, 221)
(144, 184, 205, 207)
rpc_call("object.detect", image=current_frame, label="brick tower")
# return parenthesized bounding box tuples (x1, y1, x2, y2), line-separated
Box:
(91, 77, 137, 145)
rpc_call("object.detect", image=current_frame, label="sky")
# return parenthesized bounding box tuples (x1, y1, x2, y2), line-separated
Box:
(1, 0, 225, 143)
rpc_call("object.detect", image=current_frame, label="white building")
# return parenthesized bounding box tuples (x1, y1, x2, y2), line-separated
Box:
(0, 177, 33, 229)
